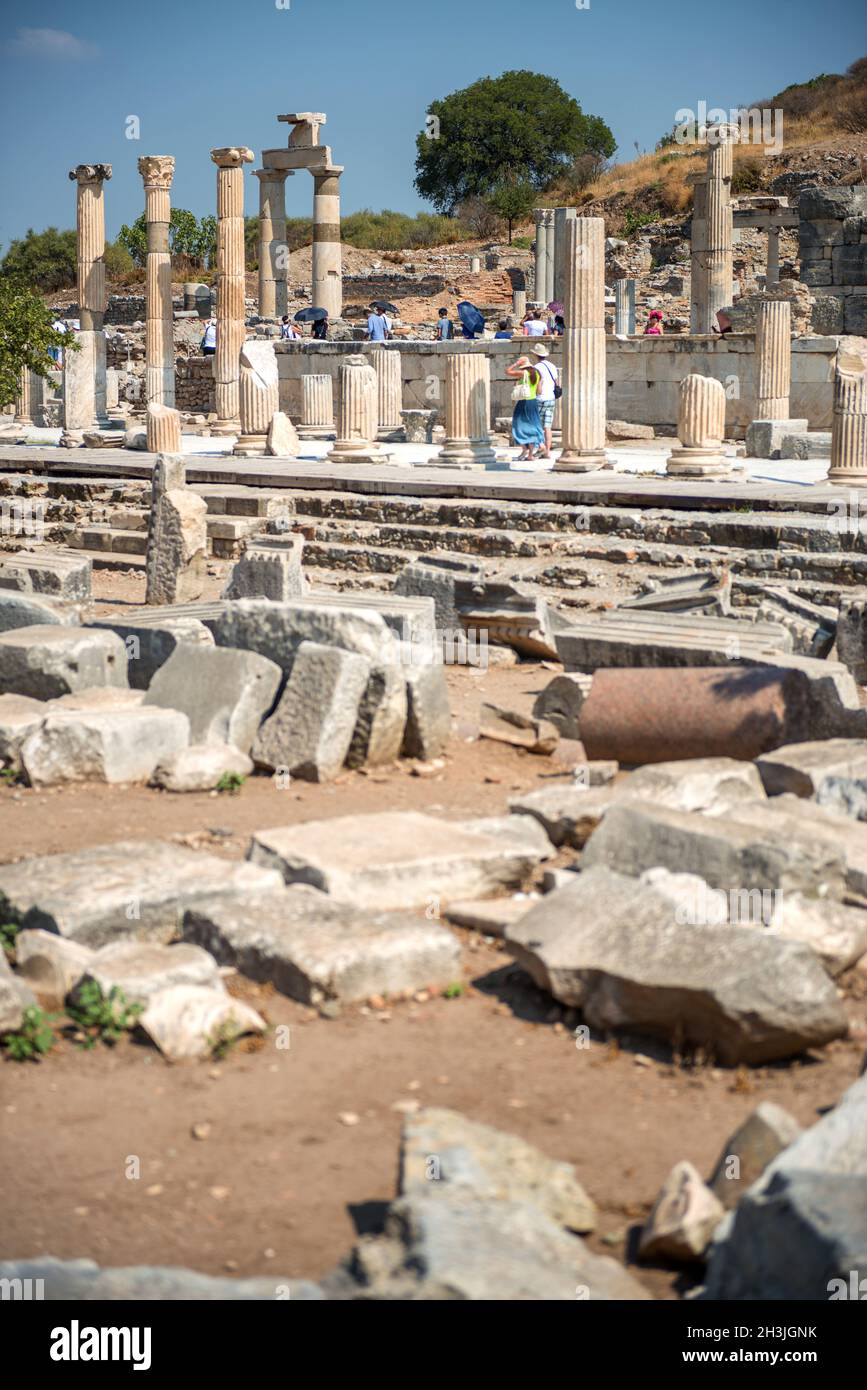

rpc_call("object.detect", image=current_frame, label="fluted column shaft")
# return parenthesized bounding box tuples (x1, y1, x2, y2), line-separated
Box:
(755, 299, 791, 420)
(14, 367, 33, 424)
(666, 373, 731, 476)
(255, 168, 290, 319)
(828, 342, 867, 485)
(298, 373, 334, 437)
(614, 279, 636, 335)
(138, 156, 175, 408)
(327, 356, 383, 462)
(372, 347, 402, 438)
(534, 210, 552, 305)
(312, 169, 343, 319)
(552, 207, 577, 308)
(210, 147, 254, 433)
(437, 352, 495, 468)
(690, 127, 734, 334)
(68, 163, 111, 424)
(555, 217, 607, 472)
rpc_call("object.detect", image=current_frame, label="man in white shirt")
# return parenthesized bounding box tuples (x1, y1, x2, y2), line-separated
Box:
(523, 309, 547, 338)
(531, 345, 559, 459)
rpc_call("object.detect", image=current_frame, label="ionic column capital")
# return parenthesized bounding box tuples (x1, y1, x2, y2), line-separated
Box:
(210, 147, 254, 169)
(69, 163, 112, 185)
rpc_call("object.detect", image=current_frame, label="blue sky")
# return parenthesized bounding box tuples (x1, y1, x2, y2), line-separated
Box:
(1, 0, 865, 250)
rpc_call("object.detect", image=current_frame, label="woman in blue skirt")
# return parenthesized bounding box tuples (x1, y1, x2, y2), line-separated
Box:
(505, 354, 544, 461)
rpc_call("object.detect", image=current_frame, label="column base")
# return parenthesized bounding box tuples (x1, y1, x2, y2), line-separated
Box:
(553, 449, 609, 473)
(327, 439, 390, 465)
(435, 440, 497, 468)
(827, 468, 867, 486)
(234, 434, 268, 457)
(666, 446, 733, 477)
(211, 419, 241, 437)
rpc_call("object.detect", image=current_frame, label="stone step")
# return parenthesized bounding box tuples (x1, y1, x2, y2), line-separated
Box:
(69, 547, 146, 572)
(65, 526, 149, 556)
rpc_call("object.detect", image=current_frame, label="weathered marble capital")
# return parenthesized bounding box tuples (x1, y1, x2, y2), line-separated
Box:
(69, 163, 112, 184)
(210, 147, 254, 169)
(137, 155, 175, 189)
(253, 167, 290, 186)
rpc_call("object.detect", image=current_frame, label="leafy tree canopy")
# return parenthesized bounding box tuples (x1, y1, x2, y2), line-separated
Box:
(415, 70, 615, 213)
(486, 179, 538, 242)
(1, 227, 77, 293)
(0, 276, 76, 409)
(117, 209, 217, 268)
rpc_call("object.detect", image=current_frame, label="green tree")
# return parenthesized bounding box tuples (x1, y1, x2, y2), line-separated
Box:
(415, 70, 615, 213)
(192, 215, 217, 269)
(117, 215, 147, 267)
(487, 179, 537, 242)
(0, 277, 77, 409)
(0, 227, 77, 293)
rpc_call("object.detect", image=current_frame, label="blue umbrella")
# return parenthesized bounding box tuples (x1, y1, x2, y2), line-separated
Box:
(457, 300, 485, 338)
(294, 306, 328, 322)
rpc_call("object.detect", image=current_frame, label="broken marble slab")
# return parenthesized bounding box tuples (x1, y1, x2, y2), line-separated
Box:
(75, 941, 225, 1007)
(20, 706, 189, 786)
(756, 739, 867, 798)
(247, 811, 553, 911)
(0, 625, 128, 699)
(139, 984, 265, 1061)
(0, 841, 284, 948)
(183, 887, 460, 1005)
(504, 866, 847, 1064)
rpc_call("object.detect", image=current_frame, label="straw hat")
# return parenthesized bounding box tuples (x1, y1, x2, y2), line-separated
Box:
(511, 355, 533, 370)
(530, 344, 551, 358)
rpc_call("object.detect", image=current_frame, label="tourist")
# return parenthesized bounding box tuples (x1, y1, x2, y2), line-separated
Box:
(201, 317, 217, 355)
(494, 319, 513, 339)
(531, 344, 560, 460)
(643, 310, 664, 336)
(505, 354, 544, 462)
(522, 309, 547, 338)
(553, 314, 565, 336)
(435, 307, 454, 340)
(312, 313, 329, 340)
(367, 304, 390, 341)
(280, 315, 300, 340)
(49, 318, 68, 365)
(713, 309, 733, 337)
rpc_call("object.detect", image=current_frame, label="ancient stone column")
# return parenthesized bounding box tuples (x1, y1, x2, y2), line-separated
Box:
(689, 126, 734, 333)
(312, 167, 343, 319)
(298, 373, 335, 437)
(210, 146, 254, 434)
(555, 217, 608, 473)
(14, 368, 33, 425)
(553, 207, 577, 307)
(372, 347, 403, 440)
(146, 402, 182, 453)
(614, 279, 636, 335)
(755, 300, 791, 419)
(512, 288, 526, 320)
(254, 168, 291, 319)
(827, 338, 867, 486)
(235, 341, 279, 456)
(68, 162, 112, 424)
(327, 356, 384, 463)
(138, 155, 176, 409)
(145, 454, 208, 605)
(437, 352, 496, 469)
(666, 374, 731, 476)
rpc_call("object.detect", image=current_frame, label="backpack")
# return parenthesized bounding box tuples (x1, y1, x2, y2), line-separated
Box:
(540, 359, 563, 399)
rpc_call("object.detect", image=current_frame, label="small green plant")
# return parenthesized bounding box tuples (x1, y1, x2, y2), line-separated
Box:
(621, 208, 660, 240)
(3, 1005, 58, 1062)
(442, 982, 465, 999)
(66, 981, 143, 1049)
(511, 235, 532, 250)
(0, 767, 23, 785)
(209, 1019, 242, 1060)
(0, 922, 20, 959)
(216, 772, 245, 795)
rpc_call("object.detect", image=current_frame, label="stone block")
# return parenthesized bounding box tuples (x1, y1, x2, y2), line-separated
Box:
(0, 592, 81, 634)
(183, 887, 461, 1005)
(745, 419, 809, 460)
(836, 596, 867, 685)
(730, 794, 867, 902)
(0, 693, 45, 769)
(145, 487, 208, 606)
(78, 940, 224, 1006)
(209, 597, 399, 674)
(402, 657, 451, 760)
(0, 550, 91, 602)
(763, 891, 867, 976)
(554, 612, 791, 673)
(20, 706, 189, 786)
(756, 739, 867, 798)
(708, 1102, 803, 1211)
(248, 811, 553, 911)
(0, 840, 284, 947)
(778, 430, 832, 459)
(0, 625, 128, 699)
(88, 616, 215, 690)
(14, 929, 96, 1001)
(252, 641, 370, 780)
(443, 897, 537, 936)
(844, 294, 867, 336)
(505, 866, 847, 1064)
(399, 1108, 596, 1233)
(0, 1257, 321, 1302)
(221, 535, 305, 602)
(394, 557, 487, 634)
(143, 644, 281, 753)
(266, 410, 300, 456)
(151, 743, 253, 793)
(346, 662, 407, 768)
(139, 984, 265, 1061)
(639, 1162, 724, 1263)
(0, 952, 37, 1032)
(581, 801, 847, 899)
(832, 242, 867, 286)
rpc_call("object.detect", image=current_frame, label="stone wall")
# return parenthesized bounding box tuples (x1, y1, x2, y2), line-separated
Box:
(275, 335, 840, 436)
(175, 355, 215, 414)
(798, 185, 867, 335)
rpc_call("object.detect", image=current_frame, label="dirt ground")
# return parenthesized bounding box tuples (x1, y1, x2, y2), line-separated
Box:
(2, 572, 865, 1299)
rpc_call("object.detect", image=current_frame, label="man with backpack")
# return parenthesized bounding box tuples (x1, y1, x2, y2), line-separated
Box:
(531, 344, 561, 460)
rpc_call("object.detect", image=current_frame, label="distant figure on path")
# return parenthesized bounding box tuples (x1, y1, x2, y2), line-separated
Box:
(435, 307, 454, 340)
(523, 309, 547, 338)
(367, 305, 390, 341)
(280, 315, 300, 340)
(643, 310, 664, 336)
(506, 353, 544, 462)
(201, 317, 217, 355)
(494, 319, 513, 339)
(312, 313, 329, 340)
(530, 344, 560, 460)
